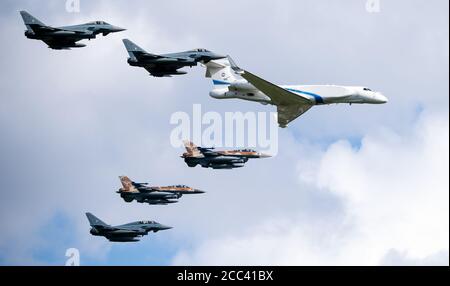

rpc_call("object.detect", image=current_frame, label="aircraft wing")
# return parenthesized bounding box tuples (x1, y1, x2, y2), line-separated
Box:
(198, 147, 220, 157)
(105, 230, 143, 242)
(32, 25, 87, 34)
(239, 69, 313, 127)
(106, 236, 140, 242)
(136, 187, 157, 193)
(228, 56, 313, 127)
(144, 65, 187, 77)
(144, 65, 179, 72)
(42, 38, 82, 49)
(132, 182, 148, 188)
(137, 52, 195, 64)
(92, 224, 119, 231)
(137, 52, 165, 60)
(142, 53, 193, 61)
(277, 104, 313, 128)
(116, 226, 145, 233)
(246, 73, 311, 105)
(147, 198, 174, 205)
(109, 225, 146, 235)
(30, 25, 60, 33)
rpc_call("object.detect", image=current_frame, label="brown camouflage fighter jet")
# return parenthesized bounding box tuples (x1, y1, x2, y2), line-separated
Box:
(117, 176, 204, 205)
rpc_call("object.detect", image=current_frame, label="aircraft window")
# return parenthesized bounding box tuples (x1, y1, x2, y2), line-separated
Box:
(247, 93, 255, 96)
(140, 221, 154, 224)
(363, 88, 372, 91)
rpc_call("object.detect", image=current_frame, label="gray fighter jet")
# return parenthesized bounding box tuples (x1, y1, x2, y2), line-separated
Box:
(118, 176, 205, 205)
(86, 212, 171, 242)
(20, 11, 125, 50)
(122, 39, 226, 77)
(182, 141, 272, 169)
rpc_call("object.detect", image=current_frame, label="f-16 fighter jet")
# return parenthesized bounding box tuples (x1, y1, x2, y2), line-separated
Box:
(181, 141, 271, 169)
(205, 57, 388, 128)
(86, 212, 171, 242)
(20, 11, 125, 50)
(117, 176, 205, 205)
(122, 39, 226, 77)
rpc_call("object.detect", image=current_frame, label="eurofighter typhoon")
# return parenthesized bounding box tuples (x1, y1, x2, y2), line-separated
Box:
(181, 141, 271, 169)
(86, 213, 171, 242)
(122, 39, 225, 77)
(118, 176, 205, 205)
(20, 11, 125, 49)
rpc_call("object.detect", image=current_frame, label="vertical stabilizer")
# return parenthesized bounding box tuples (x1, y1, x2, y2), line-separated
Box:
(205, 57, 239, 87)
(86, 213, 109, 227)
(183, 140, 203, 157)
(119, 176, 139, 193)
(20, 11, 46, 32)
(122, 39, 147, 61)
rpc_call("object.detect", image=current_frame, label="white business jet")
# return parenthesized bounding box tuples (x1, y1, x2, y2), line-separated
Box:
(204, 57, 387, 128)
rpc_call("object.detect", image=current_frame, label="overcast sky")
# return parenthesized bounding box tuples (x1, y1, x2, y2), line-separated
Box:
(0, 0, 448, 265)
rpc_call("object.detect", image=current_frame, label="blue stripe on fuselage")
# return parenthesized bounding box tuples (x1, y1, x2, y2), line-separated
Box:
(286, 88, 324, 104)
(213, 80, 231, 85)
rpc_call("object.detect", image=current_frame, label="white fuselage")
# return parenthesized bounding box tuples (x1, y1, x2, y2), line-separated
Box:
(210, 80, 388, 105)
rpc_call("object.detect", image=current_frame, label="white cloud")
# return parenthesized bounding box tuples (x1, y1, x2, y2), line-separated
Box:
(0, 0, 448, 265)
(173, 111, 449, 265)
(380, 249, 449, 266)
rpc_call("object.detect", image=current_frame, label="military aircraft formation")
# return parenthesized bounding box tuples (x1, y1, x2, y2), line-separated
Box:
(20, 10, 387, 242)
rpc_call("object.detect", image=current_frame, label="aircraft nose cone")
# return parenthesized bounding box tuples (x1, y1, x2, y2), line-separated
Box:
(194, 189, 206, 194)
(158, 224, 173, 230)
(112, 26, 126, 32)
(211, 53, 226, 60)
(259, 153, 272, 158)
(377, 93, 388, 104)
